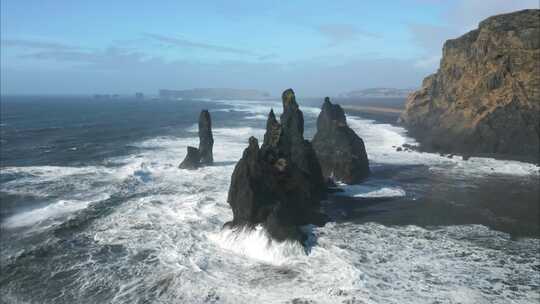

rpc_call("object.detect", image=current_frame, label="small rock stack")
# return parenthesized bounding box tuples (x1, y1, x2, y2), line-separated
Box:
(312, 97, 370, 184)
(198, 110, 214, 165)
(179, 110, 214, 169)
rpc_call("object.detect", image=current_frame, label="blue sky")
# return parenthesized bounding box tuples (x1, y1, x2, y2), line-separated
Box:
(1, 0, 537, 96)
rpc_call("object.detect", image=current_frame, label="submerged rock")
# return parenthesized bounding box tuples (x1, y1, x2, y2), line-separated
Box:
(312, 97, 370, 184)
(198, 110, 214, 165)
(179, 146, 201, 169)
(226, 89, 327, 242)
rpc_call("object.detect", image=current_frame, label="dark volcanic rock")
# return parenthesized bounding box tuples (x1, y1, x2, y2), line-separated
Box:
(273, 89, 327, 203)
(263, 109, 281, 147)
(226, 89, 328, 242)
(400, 9, 540, 161)
(178, 110, 214, 169)
(312, 97, 370, 184)
(198, 110, 214, 165)
(179, 146, 200, 169)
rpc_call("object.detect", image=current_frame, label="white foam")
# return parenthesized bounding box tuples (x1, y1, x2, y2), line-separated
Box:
(2, 99, 539, 303)
(2, 193, 110, 229)
(83, 126, 538, 304)
(218, 99, 539, 177)
(210, 98, 322, 120)
(185, 123, 198, 133)
(346, 115, 539, 177)
(212, 127, 265, 140)
(0, 165, 121, 198)
(209, 225, 307, 265)
(245, 114, 267, 120)
(336, 181, 406, 198)
(1, 165, 110, 178)
(91, 194, 540, 303)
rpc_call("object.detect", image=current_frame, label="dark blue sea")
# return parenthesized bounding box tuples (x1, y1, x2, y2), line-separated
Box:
(1, 96, 539, 303)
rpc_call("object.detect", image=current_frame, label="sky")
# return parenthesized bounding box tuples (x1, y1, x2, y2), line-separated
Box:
(1, 0, 538, 96)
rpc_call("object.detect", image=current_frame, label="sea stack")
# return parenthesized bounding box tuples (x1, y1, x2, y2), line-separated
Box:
(179, 146, 201, 169)
(276, 89, 327, 201)
(226, 89, 327, 242)
(198, 110, 214, 165)
(312, 97, 370, 183)
(399, 9, 540, 161)
(179, 110, 214, 169)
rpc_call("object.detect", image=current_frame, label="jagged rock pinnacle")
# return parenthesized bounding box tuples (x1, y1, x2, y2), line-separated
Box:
(313, 97, 370, 183)
(198, 110, 214, 165)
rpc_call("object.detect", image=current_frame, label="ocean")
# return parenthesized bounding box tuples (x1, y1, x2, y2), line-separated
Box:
(0, 96, 539, 304)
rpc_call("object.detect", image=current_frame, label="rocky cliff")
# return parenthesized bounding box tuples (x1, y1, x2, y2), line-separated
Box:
(226, 89, 327, 242)
(400, 9, 540, 161)
(313, 97, 370, 183)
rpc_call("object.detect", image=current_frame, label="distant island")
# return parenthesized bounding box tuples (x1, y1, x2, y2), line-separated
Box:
(92, 94, 120, 99)
(340, 88, 415, 98)
(159, 88, 271, 100)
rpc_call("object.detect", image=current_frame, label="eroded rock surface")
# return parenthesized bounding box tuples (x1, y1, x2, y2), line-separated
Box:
(198, 110, 214, 165)
(179, 110, 214, 169)
(400, 9, 540, 161)
(179, 146, 201, 169)
(226, 89, 327, 242)
(312, 97, 370, 184)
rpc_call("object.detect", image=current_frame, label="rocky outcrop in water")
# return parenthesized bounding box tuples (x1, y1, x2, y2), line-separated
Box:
(179, 146, 201, 169)
(276, 89, 327, 201)
(312, 97, 370, 183)
(179, 110, 214, 169)
(399, 9, 540, 161)
(198, 110, 214, 165)
(226, 89, 327, 242)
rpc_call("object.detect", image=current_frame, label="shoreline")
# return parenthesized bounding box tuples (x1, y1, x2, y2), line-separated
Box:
(341, 105, 404, 114)
(342, 104, 403, 125)
(342, 104, 539, 165)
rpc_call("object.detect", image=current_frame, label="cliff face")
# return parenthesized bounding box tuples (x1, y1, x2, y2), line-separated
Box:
(400, 9, 540, 160)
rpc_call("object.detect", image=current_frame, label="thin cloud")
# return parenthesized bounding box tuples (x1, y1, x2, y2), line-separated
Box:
(407, 0, 538, 71)
(258, 53, 278, 61)
(143, 33, 255, 55)
(408, 23, 457, 52)
(414, 54, 441, 69)
(406, 23, 455, 72)
(19, 51, 97, 61)
(1, 38, 80, 51)
(318, 24, 380, 46)
(3, 47, 430, 96)
(18, 47, 148, 70)
(445, 0, 539, 30)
